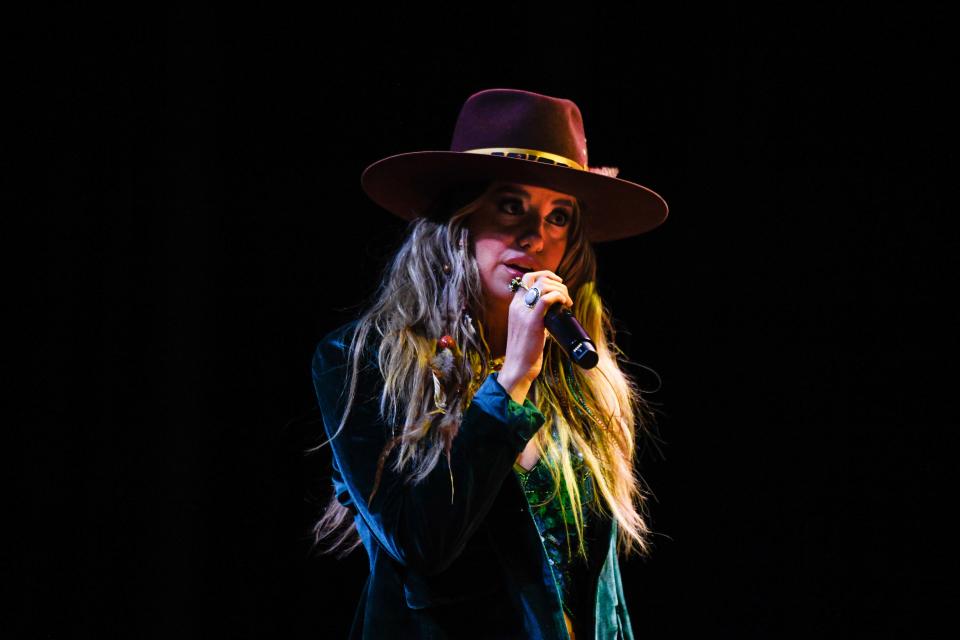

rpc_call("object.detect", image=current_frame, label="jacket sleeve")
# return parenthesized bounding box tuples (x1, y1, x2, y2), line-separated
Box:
(312, 325, 545, 576)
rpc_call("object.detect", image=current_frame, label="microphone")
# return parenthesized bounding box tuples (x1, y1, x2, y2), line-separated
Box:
(544, 304, 599, 369)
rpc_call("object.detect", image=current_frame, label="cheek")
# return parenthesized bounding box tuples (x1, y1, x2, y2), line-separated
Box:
(471, 239, 510, 295)
(472, 237, 503, 270)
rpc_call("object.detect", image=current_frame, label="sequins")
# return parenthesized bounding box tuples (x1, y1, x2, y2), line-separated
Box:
(514, 447, 594, 611)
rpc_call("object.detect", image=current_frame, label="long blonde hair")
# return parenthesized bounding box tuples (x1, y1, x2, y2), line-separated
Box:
(312, 182, 657, 562)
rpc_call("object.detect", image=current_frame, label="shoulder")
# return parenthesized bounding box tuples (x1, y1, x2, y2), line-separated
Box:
(311, 320, 381, 381)
(312, 320, 357, 363)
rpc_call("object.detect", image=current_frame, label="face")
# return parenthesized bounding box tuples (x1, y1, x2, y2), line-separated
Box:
(466, 180, 576, 318)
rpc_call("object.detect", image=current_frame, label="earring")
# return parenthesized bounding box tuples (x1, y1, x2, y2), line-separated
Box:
(442, 263, 451, 274)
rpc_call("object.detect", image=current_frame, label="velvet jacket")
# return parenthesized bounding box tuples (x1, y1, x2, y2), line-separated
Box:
(311, 321, 635, 639)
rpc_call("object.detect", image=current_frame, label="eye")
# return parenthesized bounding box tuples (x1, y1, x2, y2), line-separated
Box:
(549, 208, 572, 226)
(498, 197, 525, 215)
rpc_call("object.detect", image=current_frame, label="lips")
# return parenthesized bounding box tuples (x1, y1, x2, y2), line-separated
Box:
(504, 263, 534, 278)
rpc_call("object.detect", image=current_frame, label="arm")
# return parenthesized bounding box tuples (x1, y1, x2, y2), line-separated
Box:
(312, 325, 545, 576)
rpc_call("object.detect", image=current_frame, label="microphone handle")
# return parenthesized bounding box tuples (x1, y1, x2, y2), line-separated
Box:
(544, 304, 599, 369)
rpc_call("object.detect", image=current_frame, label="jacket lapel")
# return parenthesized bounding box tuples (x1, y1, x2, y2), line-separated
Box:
(484, 467, 624, 640)
(591, 517, 623, 640)
(484, 470, 573, 639)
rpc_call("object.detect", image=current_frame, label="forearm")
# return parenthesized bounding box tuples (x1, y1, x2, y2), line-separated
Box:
(315, 336, 544, 575)
(368, 402, 530, 573)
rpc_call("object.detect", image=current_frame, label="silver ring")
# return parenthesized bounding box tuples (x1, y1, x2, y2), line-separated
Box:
(524, 287, 541, 308)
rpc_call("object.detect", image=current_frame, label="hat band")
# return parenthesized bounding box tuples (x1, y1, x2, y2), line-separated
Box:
(463, 147, 586, 171)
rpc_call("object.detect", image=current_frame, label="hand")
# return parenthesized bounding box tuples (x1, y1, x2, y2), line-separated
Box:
(499, 270, 574, 388)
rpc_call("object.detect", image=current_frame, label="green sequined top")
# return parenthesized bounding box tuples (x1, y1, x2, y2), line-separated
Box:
(512, 437, 597, 622)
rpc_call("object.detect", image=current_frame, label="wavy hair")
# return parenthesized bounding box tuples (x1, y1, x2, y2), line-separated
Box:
(311, 180, 657, 562)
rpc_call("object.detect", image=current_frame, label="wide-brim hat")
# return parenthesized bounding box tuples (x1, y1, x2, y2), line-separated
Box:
(360, 88, 669, 243)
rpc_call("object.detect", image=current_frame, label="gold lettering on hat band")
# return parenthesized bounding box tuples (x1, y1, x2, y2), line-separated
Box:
(463, 147, 586, 171)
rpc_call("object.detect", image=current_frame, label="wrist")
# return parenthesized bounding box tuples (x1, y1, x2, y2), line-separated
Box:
(496, 367, 532, 405)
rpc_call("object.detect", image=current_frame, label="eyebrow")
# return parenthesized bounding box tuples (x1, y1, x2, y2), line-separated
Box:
(491, 185, 575, 208)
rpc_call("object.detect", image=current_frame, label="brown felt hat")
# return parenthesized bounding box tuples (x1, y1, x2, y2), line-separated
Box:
(360, 88, 669, 243)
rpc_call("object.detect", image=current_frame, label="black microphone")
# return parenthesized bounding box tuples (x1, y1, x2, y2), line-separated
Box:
(544, 304, 598, 369)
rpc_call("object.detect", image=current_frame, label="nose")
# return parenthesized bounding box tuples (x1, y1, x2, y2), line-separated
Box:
(518, 214, 548, 253)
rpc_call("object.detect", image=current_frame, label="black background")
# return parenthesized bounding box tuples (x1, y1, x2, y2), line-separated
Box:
(15, 5, 954, 639)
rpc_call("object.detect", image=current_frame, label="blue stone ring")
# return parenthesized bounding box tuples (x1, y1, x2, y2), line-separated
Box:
(508, 276, 541, 309)
(524, 287, 541, 308)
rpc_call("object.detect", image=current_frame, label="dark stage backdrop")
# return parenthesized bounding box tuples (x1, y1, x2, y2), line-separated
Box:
(16, 5, 953, 639)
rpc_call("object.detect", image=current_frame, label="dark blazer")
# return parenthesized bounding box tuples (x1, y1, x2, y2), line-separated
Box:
(311, 321, 635, 639)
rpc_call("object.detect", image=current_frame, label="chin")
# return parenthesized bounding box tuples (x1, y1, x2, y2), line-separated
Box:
(480, 284, 511, 311)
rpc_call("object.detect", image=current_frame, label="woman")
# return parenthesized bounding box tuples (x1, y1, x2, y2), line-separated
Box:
(310, 88, 668, 639)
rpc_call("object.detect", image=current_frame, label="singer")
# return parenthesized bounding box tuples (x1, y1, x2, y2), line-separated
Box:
(310, 88, 668, 639)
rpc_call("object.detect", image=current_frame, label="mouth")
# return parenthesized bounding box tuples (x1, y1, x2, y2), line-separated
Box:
(504, 263, 534, 278)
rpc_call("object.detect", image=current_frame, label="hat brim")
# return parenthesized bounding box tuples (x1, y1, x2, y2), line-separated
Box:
(360, 151, 668, 243)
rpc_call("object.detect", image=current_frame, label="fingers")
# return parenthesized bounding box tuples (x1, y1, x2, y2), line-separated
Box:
(539, 289, 574, 309)
(514, 273, 574, 310)
(521, 270, 563, 287)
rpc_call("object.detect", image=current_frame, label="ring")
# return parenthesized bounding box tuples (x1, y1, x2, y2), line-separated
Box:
(524, 287, 541, 308)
